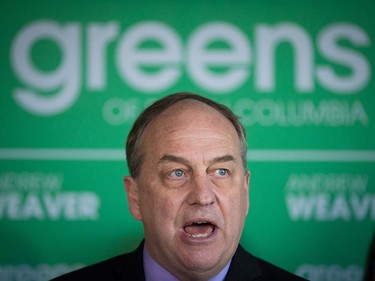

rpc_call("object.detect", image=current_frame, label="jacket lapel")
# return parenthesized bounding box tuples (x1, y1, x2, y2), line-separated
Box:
(114, 241, 146, 281)
(225, 245, 262, 281)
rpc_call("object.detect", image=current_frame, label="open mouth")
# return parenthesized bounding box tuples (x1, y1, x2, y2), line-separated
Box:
(183, 221, 216, 238)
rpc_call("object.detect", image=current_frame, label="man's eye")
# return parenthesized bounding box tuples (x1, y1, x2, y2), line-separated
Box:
(170, 169, 185, 178)
(215, 168, 229, 177)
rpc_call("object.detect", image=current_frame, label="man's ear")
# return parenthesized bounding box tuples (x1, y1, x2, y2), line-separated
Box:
(123, 176, 142, 221)
(244, 170, 250, 216)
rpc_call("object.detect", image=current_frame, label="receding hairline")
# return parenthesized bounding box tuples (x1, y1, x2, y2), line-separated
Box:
(126, 93, 248, 178)
(141, 98, 233, 134)
(137, 99, 244, 166)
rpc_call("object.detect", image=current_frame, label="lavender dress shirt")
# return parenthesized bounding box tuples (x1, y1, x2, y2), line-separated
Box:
(143, 245, 231, 281)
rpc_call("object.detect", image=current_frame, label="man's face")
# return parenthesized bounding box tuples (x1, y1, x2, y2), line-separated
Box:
(124, 101, 250, 280)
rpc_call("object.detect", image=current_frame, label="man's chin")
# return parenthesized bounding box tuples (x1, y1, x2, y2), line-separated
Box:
(174, 244, 230, 277)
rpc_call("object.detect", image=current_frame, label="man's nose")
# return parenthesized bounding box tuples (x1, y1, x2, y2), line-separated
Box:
(187, 174, 216, 206)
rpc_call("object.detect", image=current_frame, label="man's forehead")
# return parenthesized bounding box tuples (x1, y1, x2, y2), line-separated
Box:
(138, 99, 242, 157)
(147, 100, 229, 130)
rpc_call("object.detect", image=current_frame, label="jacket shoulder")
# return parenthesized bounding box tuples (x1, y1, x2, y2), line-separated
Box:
(226, 245, 308, 281)
(254, 256, 308, 281)
(50, 244, 144, 281)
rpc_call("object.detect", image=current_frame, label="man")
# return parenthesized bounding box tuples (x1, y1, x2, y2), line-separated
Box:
(53, 92, 307, 280)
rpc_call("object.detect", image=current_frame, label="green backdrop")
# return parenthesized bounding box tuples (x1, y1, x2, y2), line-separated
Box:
(1, 0, 374, 280)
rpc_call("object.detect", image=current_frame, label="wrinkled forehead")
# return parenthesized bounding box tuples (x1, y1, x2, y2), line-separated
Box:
(144, 99, 236, 138)
(138, 100, 239, 149)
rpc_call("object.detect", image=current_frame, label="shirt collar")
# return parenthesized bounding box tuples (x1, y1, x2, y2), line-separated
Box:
(143, 244, 232, 281)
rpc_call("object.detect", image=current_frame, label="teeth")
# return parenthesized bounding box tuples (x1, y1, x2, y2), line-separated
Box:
(189, 233, 212, 238)
(184, 221, 215, 238)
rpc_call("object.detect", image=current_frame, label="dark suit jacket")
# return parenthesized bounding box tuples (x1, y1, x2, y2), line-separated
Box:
(51, 242, 308, 280)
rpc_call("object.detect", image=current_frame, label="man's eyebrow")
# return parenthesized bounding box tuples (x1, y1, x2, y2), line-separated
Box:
(159, 154, 190, 165)
(210, 154, 235, 165)
(159, 154, 235, 166)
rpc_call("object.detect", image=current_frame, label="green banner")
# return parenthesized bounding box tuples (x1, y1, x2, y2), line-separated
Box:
(1, 0, 374, 280)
